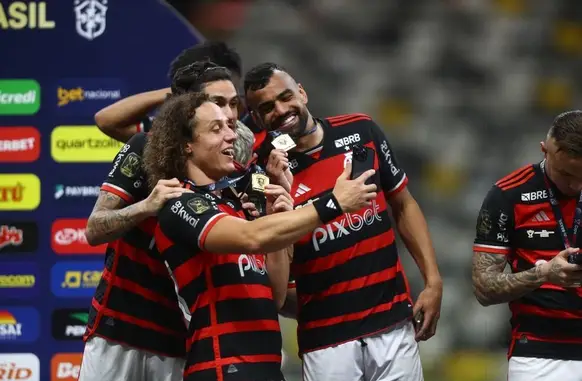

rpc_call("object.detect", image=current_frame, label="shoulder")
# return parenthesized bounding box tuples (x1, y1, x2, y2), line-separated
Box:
(164, 191, 220, 216)
(325, 113, 373, 128)
(492, 164, 539, 203)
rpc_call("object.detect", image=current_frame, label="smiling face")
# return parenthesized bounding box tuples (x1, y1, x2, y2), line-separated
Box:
(202, 79, 240, 130)
(186, 102, 238, 180)
(245, 71, 310, 138)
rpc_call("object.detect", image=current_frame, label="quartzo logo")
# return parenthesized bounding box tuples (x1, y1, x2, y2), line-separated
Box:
(51, 309, 88, 340)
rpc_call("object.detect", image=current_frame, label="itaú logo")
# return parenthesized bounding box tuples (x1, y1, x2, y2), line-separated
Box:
(312, 200, 382, 251)
(237, 254, 267, 277)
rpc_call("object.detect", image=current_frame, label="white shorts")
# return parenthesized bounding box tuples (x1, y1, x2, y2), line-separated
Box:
(302, 322, 423, 381)
(508, 356, 582, 381)
(78, 336, 185, 381)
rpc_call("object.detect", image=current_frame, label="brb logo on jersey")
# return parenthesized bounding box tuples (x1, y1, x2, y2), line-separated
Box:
(521, 190, 548, 202)
(0, 307, 39, 343)
(334, 133, 361, 148)
(312, 200, 382, 251)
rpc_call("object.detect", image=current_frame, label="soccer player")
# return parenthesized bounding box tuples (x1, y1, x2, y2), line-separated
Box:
(244, 63, 443, 381)
(472, 110, 582, 381)
(79, 63, 250, 381)
(94, 41, 243, 143)
(144, 91, 378, 381)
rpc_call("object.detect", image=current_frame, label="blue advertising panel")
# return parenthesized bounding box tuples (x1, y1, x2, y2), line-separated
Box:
(0, 0, 200, 378)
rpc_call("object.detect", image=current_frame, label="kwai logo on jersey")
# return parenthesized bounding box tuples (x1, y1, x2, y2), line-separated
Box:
(312, 200, 382, 251)
(0, 222, 38, 254)
(56, 78, 123, 116)
(51, 261, 102, 297)
(0, 262, 39, 298)
(0, 307, 40, 343)
(54, 184, 100, 200)
(51, 353, 82, 381)
(51, 219, 105, 254)
(0, 79, 40, 116)
(0, 127, 40, 163)
(0, 353, 40, 381)
(74, 0, 108, 41)
(51, 309, 88, 340)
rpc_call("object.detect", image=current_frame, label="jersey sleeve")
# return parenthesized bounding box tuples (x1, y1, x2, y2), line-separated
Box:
(473, 185, 514, 255)
(101, 132, 148, 203)
(157, 193, 229, 251)
(369, 121, 408, 195)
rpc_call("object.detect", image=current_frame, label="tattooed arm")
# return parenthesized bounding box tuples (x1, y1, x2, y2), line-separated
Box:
(85, 191, 154, 246)
(472, 251, 546, 306)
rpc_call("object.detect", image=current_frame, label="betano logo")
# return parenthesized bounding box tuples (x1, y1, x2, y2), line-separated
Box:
(51, 126, 124, 162)
(0, 80, 40, 115)
(0, 174, 40, 211)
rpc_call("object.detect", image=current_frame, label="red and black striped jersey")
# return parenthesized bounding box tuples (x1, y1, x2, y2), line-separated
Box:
(473, 162, 582, 361)
(155, 187, 284, 381)
(288, 113, 414, 354)
(84, 132, 187, 357)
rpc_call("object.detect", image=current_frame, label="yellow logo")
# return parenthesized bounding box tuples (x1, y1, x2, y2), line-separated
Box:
(61, 270, 101, 289)
(57, 86, 121, 107)
(0, 174, 40, 211)
(0, 274, 35, 288)
(51, 126, 124, 163)
(0, 2, 56, 30)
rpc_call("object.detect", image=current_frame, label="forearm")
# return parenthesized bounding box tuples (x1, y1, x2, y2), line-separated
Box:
(248, 207, 321, 253)
(393, 198, 441, 285)
(266, 246, 291, 310)
(472, 252, 545, 306)
(279, 288, 298, 319)
(86, 199, 152, 245)
(94, 88, 170, 141)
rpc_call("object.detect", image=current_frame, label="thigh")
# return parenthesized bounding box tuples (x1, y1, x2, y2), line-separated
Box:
(508, 357, 582, 381)
(78, 336, 145, 381)
(302, 340, 364, 381)
(362, 323, 423, 381)
(145, 354, 185, 381)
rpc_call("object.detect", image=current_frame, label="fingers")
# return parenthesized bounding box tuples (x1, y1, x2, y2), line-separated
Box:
(241, 202, 256, 211)
(560, 247, 579, 258)
(415, 318, 429, 342)
(156, 178, 181, 187)
(416, 312, 437, 341)
(264, 184, 289, 198)
(163, 191, 188, 200)
(355, 169, 376, 184)
(339, 161, 352, 180)
(412, 303, 421, 322)
(363, 183, 378, 193)
(364, 192, 377, 201)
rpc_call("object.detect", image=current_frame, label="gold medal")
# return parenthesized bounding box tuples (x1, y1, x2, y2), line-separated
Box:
(271, 133, 296, 152)
(251, 173, 269, 192)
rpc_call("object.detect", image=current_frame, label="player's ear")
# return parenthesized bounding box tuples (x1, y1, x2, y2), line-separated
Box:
(540, 141, 547, 154)
(185, 142, 194, 155)
(298, 83, 308, 105)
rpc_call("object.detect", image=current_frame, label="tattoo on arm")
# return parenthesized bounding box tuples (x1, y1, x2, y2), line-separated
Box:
(86, 191, 148, 245)
(472, 251, 544, 306)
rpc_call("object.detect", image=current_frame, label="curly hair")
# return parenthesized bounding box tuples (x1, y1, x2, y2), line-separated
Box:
(143, 92, 211, 189)
(171, 60, 232, 95)
(168, 41, 242, 79)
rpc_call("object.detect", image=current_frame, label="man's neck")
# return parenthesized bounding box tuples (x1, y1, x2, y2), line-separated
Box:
(187, 164, 220, 188)
(295, 116, 323, 152)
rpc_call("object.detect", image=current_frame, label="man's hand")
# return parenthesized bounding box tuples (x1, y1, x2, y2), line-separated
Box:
(266, 149, 293, 193)
(332, 162, 377, 213)
(240, 193, 260, 218)
(541, 247, 582, 287)
(413, 281, 442, 342)
(143, 178, 190, 215)
(264, 184, 294, 214)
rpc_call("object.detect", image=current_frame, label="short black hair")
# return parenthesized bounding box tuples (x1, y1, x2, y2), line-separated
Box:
(243, 62, 288, 94)
(549, 110, 582, 157)
(171, 61, 232, 95)
(168, 41, 242, 79)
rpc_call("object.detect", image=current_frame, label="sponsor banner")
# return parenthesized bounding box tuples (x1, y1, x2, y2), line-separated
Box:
(0, 79, 41, 116)
(50, 353, 82, 381)
(0, 127, 41, 163)
(0, 353, 40, 381)
(55, 78, 125, 116)
(0, 222, 38, 254)
(54, 183, 100, 200)
(0, 307, 40, 343)
(51, 218, 106, 254)
(51, 308, 88, 340)
(0, 174, 41, 211)
(0, 262, 39, 298)
(50, 126, 124, 163)
(50, 261, 102, 297)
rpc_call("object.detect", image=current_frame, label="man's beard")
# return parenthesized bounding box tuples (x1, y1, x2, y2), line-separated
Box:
(287, 111, 309, 139)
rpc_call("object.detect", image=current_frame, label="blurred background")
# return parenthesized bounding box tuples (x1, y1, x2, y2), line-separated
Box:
(169, 0, 582, 380)
(2, 0, 580, 380)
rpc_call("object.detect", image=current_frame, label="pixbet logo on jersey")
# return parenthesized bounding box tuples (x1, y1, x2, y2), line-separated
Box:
(51, 219, 106, 254)
(311, 200, 382, 251)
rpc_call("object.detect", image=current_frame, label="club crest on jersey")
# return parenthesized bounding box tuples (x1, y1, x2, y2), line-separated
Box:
(187, 197, 211, 214)
(75, 0, 108, 41)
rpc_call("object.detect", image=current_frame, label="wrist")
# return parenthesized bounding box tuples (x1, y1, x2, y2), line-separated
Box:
(537, 262, 550, 283)
(425, 274, 443, 289)
(313, 193, 343, 224)
(138, 199, 157, 217)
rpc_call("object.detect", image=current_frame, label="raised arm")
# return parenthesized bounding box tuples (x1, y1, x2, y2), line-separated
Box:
(94, 88, 169, 142)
